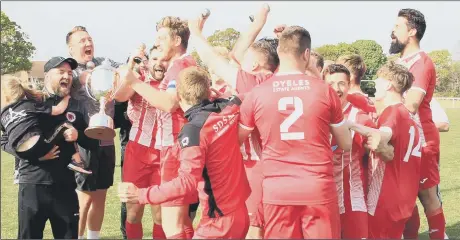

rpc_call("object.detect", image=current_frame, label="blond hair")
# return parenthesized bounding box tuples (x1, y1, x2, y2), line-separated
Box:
(377, 61, 414, 94)
(156, 17, 190, 50)
(336, 54, 367, 84)
(177, 67, 210, 105)
(1, 75, 43, 108)
(66, 26, 88, 45)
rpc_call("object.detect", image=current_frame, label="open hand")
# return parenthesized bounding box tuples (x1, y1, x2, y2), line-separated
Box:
(118, 182, 140, 204)
(39, 145, 60, 161)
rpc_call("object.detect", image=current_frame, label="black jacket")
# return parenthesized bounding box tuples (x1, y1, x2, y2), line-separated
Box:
(1, 96, 97, 187)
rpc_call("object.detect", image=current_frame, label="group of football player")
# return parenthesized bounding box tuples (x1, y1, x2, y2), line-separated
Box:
(113, 5, 450, 239)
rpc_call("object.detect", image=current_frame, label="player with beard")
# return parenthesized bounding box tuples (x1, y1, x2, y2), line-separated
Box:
(389, 9, 446, 239)
(115, 46, 168, 239)
(66, 25, 122, 239)
(1, 57, 97, 239)
(349, 62, 421, 238)
(336, 54, 376, 114)
(323, 64, 377, 238)
(117, 16, 197, 239)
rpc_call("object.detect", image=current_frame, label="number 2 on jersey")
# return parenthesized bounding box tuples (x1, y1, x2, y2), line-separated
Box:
(278, 97, 304, 140)
(403, 126, 422, 162)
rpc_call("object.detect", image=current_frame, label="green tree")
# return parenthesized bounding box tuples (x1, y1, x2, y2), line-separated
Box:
(1, 11, 36, 75)
(351, 40, 387, 80)
(191, 28, 240, 68)
(428, 50, 453, 94)
(315, 43, 358, 61)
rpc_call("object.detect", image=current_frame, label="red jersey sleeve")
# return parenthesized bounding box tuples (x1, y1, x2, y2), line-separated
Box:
(328, 86, 345, 127)
(166, 55, 197, 91)
(409, 57, 434, 95)
(377, 106, 399, 142)
(138, 124, 205, 205)
(236, 69, 272, 94)
(239, 90, 256, 131)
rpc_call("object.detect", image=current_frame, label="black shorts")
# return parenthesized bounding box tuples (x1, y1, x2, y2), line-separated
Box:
(75, 145, 115, 191)
(18, 183, 79, 239)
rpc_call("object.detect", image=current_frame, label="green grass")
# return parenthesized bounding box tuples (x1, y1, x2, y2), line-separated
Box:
(2, 109, 460, 239)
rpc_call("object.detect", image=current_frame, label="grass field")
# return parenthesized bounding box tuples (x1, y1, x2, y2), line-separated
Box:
(2, 107, 460, 239)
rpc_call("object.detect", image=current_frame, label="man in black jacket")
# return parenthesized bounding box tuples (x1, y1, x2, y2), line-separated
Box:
(1, 56, 97, 239)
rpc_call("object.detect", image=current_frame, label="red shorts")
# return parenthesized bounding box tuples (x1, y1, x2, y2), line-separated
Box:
(420, 146, 440, 190)
(123, 141, 161, 189)
(244, 160, 263, 227)
(341, 211, 367, 238)
(193, 204, 249, 239)
(368, 210, 409, 238)
(263, 202, 341, 239)
(160, 145, 198, 207)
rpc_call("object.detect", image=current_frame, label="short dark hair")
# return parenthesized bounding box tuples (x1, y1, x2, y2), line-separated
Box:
(310, 51, 324, 69)
(336, 54, 366, 84)
(322, 64, 351, 81)
(251, 37, 280, 72)
(278, 26, 311, 57)
(66, 26, 88, 45)
(398, 8, 426, 41)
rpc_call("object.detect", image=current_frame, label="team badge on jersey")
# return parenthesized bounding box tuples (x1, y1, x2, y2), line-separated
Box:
(66, 112, 76, 123)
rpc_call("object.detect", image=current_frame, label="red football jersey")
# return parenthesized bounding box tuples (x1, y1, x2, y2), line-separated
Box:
(346, 91, 376, 114)
(397, 51, 439, 150)
(239, 72, 344, 205)
(138, 97, 250, 217)
(127, 71, 161, 149)
(236, 70, 273, 161)
(155, 55, 196, 148)
(331, 103, 375, 214)
(367, 103, 421, 221)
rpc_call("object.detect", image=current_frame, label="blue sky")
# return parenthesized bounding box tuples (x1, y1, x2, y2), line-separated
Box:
(2, 1, 460, 62)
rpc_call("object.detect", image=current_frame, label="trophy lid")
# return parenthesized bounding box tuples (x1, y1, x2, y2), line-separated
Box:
(94, 58, 116, 72)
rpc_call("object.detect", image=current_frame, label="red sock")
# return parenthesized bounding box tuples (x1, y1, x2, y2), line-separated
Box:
(426, 208, 446, 239)
(184, 224, 194, 239)
(168, 231, 186, 239)
(404, 205, 420, 239)
(126, 221, 143, 239)
(153, 223, 166, 239)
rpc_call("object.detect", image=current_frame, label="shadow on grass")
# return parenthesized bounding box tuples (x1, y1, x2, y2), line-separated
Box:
(419, 220, 460, 239)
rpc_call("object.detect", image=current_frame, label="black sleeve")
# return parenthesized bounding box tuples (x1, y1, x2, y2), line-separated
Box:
(1, 131, 16, 156)
(34, 101, 53, 115)
(15, 132, 54, 161)
(71, 99, 100, 150)
(113, 101, 131, 129)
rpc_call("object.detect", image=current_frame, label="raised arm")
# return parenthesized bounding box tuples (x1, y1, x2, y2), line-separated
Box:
(189, 13, 239, 89)
(230, 4, 270, 64)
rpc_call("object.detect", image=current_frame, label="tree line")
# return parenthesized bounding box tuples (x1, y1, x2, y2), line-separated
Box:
(1, 11, 458, 97)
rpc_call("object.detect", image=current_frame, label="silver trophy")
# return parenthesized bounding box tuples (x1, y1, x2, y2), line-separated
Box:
(84, 58, 119, 140)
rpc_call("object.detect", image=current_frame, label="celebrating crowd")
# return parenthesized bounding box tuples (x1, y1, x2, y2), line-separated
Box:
(0, 3, 452, 239)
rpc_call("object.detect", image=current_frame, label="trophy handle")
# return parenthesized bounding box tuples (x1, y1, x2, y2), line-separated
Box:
(109, 72, 123, 101)
(85, 72, 97, 102)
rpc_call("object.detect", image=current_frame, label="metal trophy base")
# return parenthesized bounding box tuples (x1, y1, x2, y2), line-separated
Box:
(85, 113, 115, 140)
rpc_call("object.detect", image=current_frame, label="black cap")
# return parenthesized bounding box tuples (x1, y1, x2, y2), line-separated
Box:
(44, 57, 78, 72)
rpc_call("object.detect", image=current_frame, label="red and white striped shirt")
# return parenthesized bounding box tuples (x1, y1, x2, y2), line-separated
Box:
(155, 55, 197, 148)
(332, 103, 374, 214)
(127, 72, 161, 147)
